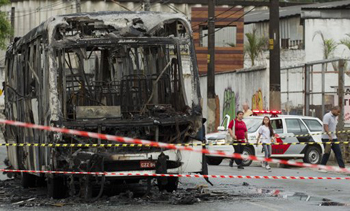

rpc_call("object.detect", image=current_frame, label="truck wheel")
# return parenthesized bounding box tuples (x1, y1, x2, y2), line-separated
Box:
(206, 157, 223, 165)
(157, 177, 178, 192)
(47, 176, 68, 199)
(21, 172, 37, 188)
(241, 147, 254, 166)
(303, 146, 321, 164)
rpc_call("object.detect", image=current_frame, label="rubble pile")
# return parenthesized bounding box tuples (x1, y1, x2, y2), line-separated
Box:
(0, 179, 235, 208)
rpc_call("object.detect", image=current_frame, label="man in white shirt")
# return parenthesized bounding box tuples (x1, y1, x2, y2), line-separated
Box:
(320, 106, 345, 170)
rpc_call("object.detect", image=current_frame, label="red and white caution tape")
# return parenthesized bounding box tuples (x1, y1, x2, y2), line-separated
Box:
(1, 169, 349, 180)
(0, 119, 349, 174)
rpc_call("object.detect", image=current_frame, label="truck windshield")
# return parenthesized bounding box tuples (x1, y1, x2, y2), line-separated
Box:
(243, 118, 262, 133)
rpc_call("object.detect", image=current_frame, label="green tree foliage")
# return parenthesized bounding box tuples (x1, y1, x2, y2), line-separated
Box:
(340, 34, 350, 51)
(0, 0, 13, 50)
(340, 34, 350, 71)
(312, 31, 338, 59)
(244, 29, 268, 66)
(313, 31, 340, 71)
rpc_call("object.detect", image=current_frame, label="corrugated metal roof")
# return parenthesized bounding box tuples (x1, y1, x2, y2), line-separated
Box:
(245, 0, 350, 24)
(302, 0, 350, 9)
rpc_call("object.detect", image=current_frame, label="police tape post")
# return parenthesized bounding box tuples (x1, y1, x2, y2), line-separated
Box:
(1, 169, 349, 180)
(0, 119, 349, 174)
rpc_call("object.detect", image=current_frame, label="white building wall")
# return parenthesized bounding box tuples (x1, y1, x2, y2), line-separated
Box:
(305, 18, 350, 62)
(199, 67, 269, 122)
(244, 16, 303, 46)
(244, 16, 350, 114)
(244, 49, 305, 69)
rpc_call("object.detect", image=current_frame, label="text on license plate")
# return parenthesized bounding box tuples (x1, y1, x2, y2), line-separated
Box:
(140, 161, 156, 168)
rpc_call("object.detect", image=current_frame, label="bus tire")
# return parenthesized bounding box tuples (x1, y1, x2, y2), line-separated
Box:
(206, 156, 223, 165)
(21, 172, 37, 188)
(157, 177, 178, 192)
(47, 176, 68, 199)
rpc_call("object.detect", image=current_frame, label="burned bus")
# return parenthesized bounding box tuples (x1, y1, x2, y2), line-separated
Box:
(4, 11, 205, 199)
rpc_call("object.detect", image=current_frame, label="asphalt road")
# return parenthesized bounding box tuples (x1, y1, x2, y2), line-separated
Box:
(0, 118, 348, 210)
(0, 150, 349, 211)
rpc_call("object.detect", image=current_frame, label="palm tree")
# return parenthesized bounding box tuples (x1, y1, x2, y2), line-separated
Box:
(340, 34, 350, 50)
(313, 31, 338, 60)
(340, 34, 350, 74)
(244, 29, 268, 66)
(313, 31, 339, 71)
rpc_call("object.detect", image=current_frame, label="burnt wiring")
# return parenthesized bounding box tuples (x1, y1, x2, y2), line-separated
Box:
(91, 156, 105, 202)
(140, 58, 173, 114)
(65, 54, 105, 106)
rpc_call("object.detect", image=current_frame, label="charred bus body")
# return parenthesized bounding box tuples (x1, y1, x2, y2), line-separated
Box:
(4, 12, 205, 198)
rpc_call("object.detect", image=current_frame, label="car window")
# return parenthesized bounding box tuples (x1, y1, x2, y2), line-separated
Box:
(299, 120, 309, 133)
(285, 119, 308, 134)
(271, 119, 283, 134)
(243, 118, 262, 133)
(303, 119, 323, 132)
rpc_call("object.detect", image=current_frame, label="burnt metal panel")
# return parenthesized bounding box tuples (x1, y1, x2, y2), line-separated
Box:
(76, 106, 122, 119)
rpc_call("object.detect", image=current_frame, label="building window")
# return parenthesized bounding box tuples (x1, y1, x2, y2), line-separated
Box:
(200, 25, 237, 47)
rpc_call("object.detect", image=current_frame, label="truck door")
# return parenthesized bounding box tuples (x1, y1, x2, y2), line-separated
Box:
(281, 119, 309, 155)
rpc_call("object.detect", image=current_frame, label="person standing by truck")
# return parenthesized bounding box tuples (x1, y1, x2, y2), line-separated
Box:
(256, 116, 275, 171)
(228, 111, 248, 169)
(319, 106, 345, 171)
(243, 103, 253, 118)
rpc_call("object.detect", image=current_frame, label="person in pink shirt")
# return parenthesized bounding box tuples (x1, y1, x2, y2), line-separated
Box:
(228, 111, 248, 169)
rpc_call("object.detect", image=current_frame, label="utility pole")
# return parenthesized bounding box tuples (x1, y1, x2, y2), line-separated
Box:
(269, 0, 281, 110)
(10, 7, 15, 42)
(337, 60, 347, 161)
(144, 0, 151, 11)
(207, 0, 216, 133)
(76, 0, 81, 13)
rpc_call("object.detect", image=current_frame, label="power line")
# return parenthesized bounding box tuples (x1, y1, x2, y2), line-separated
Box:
(49, 5, 76, 13)
(193, 6, 244, 33)
(192, 6, 237, 29)
(200, 6, 255, 39)
(111, 0, 132, 11)
(38, 1, 65, 10)
(163, 3, 186, 15)
(13, 1, 69, 19)
(133, 0, 165, 12)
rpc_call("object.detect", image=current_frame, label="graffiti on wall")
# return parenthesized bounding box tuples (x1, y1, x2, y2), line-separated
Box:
(252, 89, 264, 110)
(223, 88, 236, 122)
(235, 92, 240, 114)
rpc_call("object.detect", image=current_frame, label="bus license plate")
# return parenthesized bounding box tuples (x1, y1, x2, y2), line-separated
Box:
(140, 161, 156, 168)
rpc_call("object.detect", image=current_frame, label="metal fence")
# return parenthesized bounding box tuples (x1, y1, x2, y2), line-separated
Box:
(281, 58, 350, 161)
(281, 58, 348, 120)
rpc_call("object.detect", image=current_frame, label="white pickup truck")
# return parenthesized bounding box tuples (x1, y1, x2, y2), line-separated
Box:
(205, 111, 325, 166)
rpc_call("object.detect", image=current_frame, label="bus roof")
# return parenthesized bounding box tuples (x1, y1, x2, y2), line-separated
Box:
(10, 11, 190, 52)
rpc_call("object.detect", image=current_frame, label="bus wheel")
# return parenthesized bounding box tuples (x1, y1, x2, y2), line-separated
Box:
(21, 172, 37, 188)
(47, 176, 68, 199)
(157, 177, 178, 192)
(206, 157, 223, 165)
